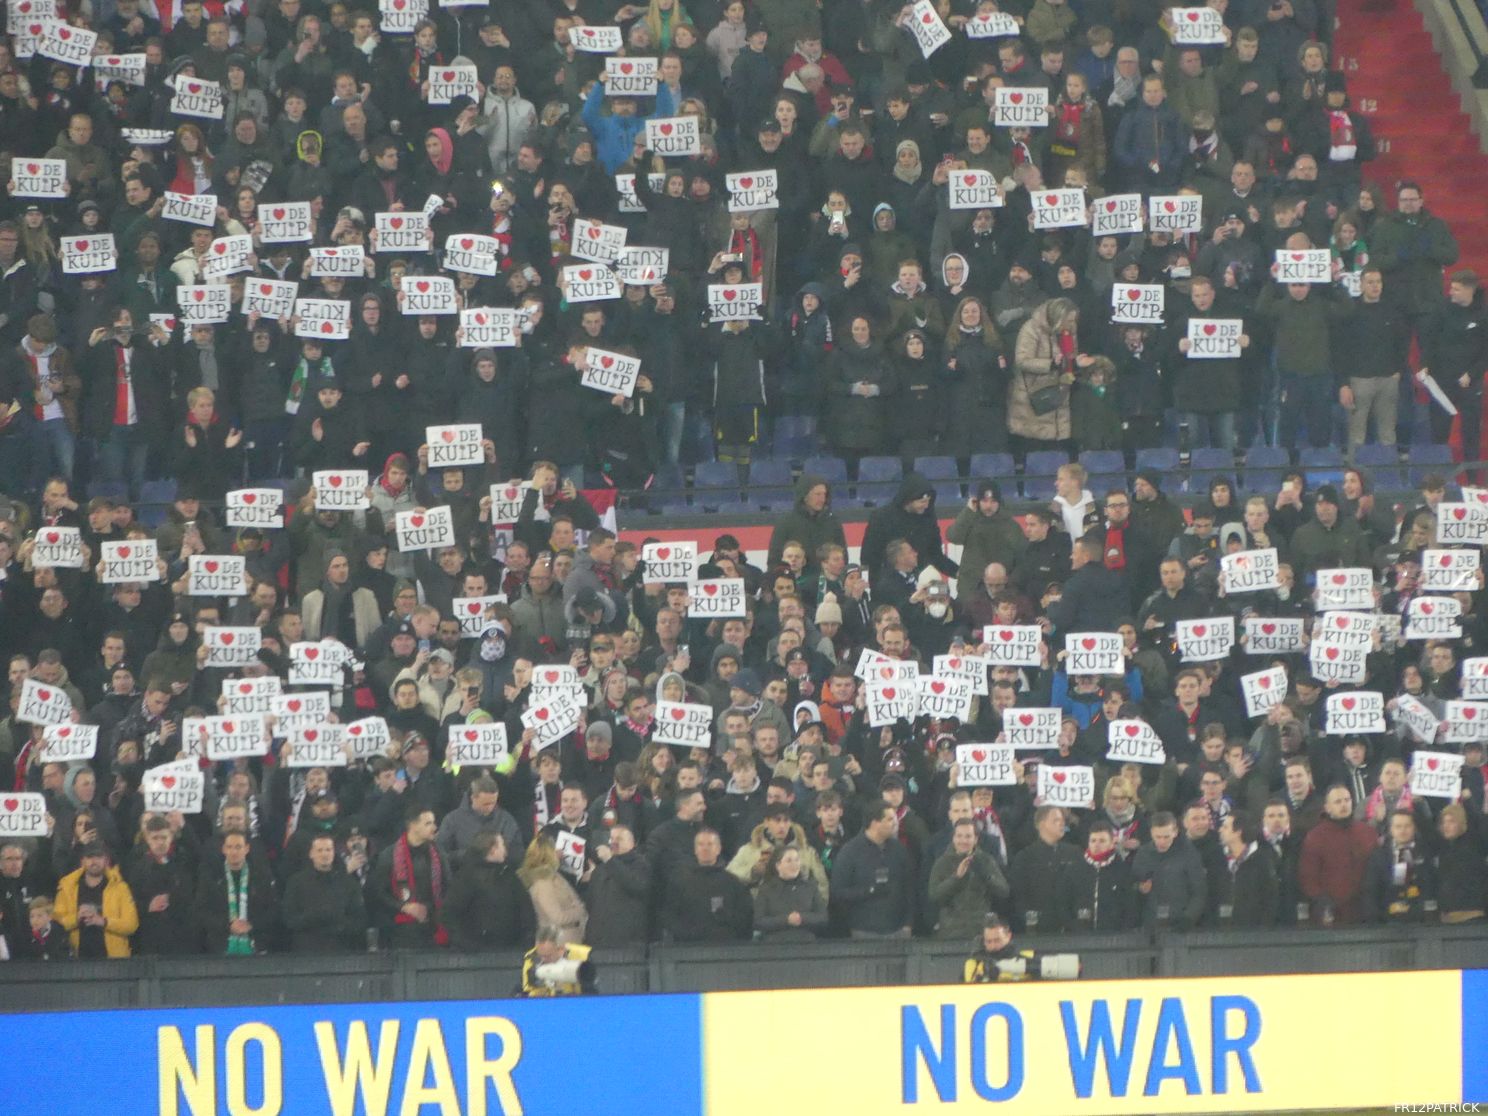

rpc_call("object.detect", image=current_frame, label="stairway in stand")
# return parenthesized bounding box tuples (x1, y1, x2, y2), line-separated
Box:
(1333, 0, 1488, 280)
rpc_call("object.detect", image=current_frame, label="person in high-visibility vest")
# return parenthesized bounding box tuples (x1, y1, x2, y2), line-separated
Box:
(963, 913, 1081, 983)
(518, 924, 597, 997)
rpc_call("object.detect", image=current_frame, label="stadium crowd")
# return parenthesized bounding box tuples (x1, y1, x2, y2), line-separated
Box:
(0, 0, 1483, 963)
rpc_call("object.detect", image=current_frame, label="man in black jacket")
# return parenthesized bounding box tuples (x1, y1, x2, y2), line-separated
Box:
(831, 802, 915, 937)
(1046, 537, 1128, 635)
(586, 824, 653, 946)
(1420, 270, 1488, 449)
(1216, 812, 1279, 927)
(1007, 805, 1080, 932)
(282, 833, 367, 952)
(124, 816, 197, 954)
(665, 828, 752, 942)
(1012, 507, 1070, 598)
(196, 830, 279, 954)
(1056, 820, 1137, 931)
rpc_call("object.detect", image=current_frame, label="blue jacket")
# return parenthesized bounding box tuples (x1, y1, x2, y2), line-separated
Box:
(1113, 101, 1186, 186)
(582, 81, 676, 173)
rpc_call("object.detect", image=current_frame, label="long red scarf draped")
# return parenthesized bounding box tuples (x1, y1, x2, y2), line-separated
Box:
(391, 834, 447, 943)
(730, 228, 764, 281)
(113, 346, 132, 426)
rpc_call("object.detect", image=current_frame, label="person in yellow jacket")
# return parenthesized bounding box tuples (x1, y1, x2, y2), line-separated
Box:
(518, 924, 596, 997)
(52, 844, 140, 959)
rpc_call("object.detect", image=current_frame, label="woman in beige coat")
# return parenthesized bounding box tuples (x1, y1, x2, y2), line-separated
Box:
(517, 837, 588, 944)
(1009, 297, 1085, 454)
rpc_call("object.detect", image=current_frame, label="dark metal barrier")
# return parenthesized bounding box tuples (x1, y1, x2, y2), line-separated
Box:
(6, 925, 1485, 1013)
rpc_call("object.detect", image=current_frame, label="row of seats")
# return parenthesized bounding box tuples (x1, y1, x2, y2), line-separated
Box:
(645, 444, 1455, 516)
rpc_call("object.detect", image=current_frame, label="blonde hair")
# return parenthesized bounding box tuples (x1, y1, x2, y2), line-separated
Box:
(517, 836, 560, 887)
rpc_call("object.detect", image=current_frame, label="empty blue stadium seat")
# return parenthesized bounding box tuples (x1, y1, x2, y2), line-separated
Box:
(802, 455, 849, 485)
(969, 453, 1016, 483)
(931, 481, 964, 505)
(1078, 450, 1125, 476)
(693, 461, 740, 489)
(857, 455, 903, 483)
(755, 487, 797, 512)
(1024, 449, 1071, 479)
(1244, 445, 1290, 469)
(856, 482, 900, 507)
(913, 455, 959, 480)
(1134, 447, 1180, 473)
(748, 459, 793, 488)
(1298, 446, 1345, 470)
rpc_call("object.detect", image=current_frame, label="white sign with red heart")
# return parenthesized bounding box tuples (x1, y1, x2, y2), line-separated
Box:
(966, 9, 1020, 36)
(906, 0, 952, 56)
(1064, 632, 1123, 676)
(379, 0, 428, 33)
(286, 724, 348, 767)
(1170, 7, 1227, 43)
(93, 51, 147, 87)
(293, 298, 352, 340)
(554, 829, 589, 880)
(688, 578, 746, 618)
(1274, 248, 1331, 284)
(982, 625, 1042, 667)
(856, 650, 920, 684)
(1106, 719, 1165, 764)
(604, 54, 657, 95)
(1037, 764, 1094, 808)
(222, 675, 282, 716)
(1324, 690, 1385, 734)
(1111, 284, 1165, 325)
(1175, 615, 1233, 662)
(32, 524, 82, 569)
(61, 233, 116, 274)
(428, 62, 478, 104)
(1241, 665, 1288, 719)
(260, 201, 314, 243)
(161, 190, 218, 226)
(1148, 194, 1203, 235)
(1032, 188, 1087, 230)
(176, 283, 233, 324)
(569, 23, 623, 50)
(1462, 657, 1488, 700)
(949, 169, 1003, 210)
(313, 469, 370, 511)
(562, 264, 622, 303)
(427, 423, 484, 468)
(395, 505, 457, 553)
(1220, 547, 1279, 593)
(449, 723, 510, 766)
(1186, 317, 1244, 360)
(707, 282, 764, 322)
(615, 172, 667, 214)
(1314, 568, 1375, 611)
(186, 713, 270, 760)
(487, 481, 530, 526)
(0, 792, 47, 836)
(1004, 706, 1060, 748)
(580, 347, 642, 398)
(1423, 548, 1480, 592)
(170, 75, 224, 119)
(1410, 750, 1464, 799)
(956, 744, 1016, 785)
(522, 695, 583, 750)
(203, 233, 253, 278)
(187, 554, 245, 597)
(1091, 192, 1143, 235)
(271, 691, 332, 733)
(286, 639, 349, 685)
(1437, 502, 1488, 545)
(241, 278, 298, 321)
(933, 653, 990, 695)
(42, 723, 97, 763)
(866, 682, 919, 727)
(143, 767, 205, 814)
(345, 716, 390, 759)
(98, 537, 159, 583)
(571, 219, 628, 266)
(375, 210, 428, 253)
(615, 245, 670, 285)
(1444, 701, 1488, 743)
(1393, 693, 1441, 744)
(203, 626, 263, 668)
(399, 274, 457, 315)
(453, 595, 507, 637)
(6, 0, 58, 35)
(993, 85, 1048, 128)
(642, 540, 698, 584)
(654, 701, 714, 748)
(308, 245, 365, 278)
(461, 307, 520, 348)
(10, 156, 67, 198)
(644, 115, 701, 156)
(1406, 594, 1462, 640)
(725, 169, 780, 212)
(444, 232, 501, 275)
(918, 674, 975, 721)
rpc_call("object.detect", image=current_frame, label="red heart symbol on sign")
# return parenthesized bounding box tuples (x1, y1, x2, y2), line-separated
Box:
(723, 289, 736, 301)
(1081, 638, 1096, 651)
(1421, 602, 1435, 615)
(117, 545, 131, 558)
(409, 515, 425, 527)
(328, 475, 343, 487)
(1258, 676, 1271, 689)
(1192, 625, 1206, 637)
(305, 647, 319, 660)
(467, 602, 482, 615)
(192, 289, 205, 302)
(503, 487, 519, 500)
(620, 62, 633, 74)
(1454, 507, 1468, 521)
(969, 748, 987, 763)
(239, 683, 252, 694)
(1428, 757, 1440, 770)
(1163, 200, 1176, 213)
(881, 688, 896, 700)
(1332, 574, 1348, 585)
(213, 242, 226, 254)
(203, 560, 219, 573)
(1341, 697, 1356, 710)
(26, 24, 40, 35)
(600, 355, 615, 369)
(1443, 555, 1454, 567)
(997, 630, 1014, 642)
(536, 708, 550, 721)
(1467, 708, 1478, 721)
(961, 174, 979, 187)
(304, 729, 318, 742)
(321, 322, 334, 333)
(1044, 194, 1059, 206)
(948, 659, 961, 670)
(1290, 252, 1304, 262)
(578, 269, 593, 281)
(187, 82, 201, 94)
(107, 57, 120, 65)
(273, 208, 286, 219)
(669, 707, 686, 721)
(1126, 288, 1142, 301)
(1125, 724, 1140, 737)
(1, 798, 16, 811)
(161, 776, 176, 789)
(1009, 92, 1023, 104)
(585, 226, 601, 240)
(1336, 617, 1349, 629)
(1186, 8, 1199, 17)
(702, 584, 718, 596)
(389, 217, 403, 229)
(474, 313, 487, 325)
(1203, 324, 1216, 335)
(440, 430, 455, 443)
(460, 238, 474, 250)
(56, 727, 71, 738)
(324, 249, 337, 257)
(258, 283, 274, 297)
(655, 546, 671, 560)
(44, 531, 58, 544)
(26, 163, 38, 174)
(1326, 648, 1339, 660)
(1052, 771, 1067, 784)
(659, 123, 673, 135)
(416, 280, 430, 293)
(348, 724, 363, 736)
(921, 10, 933, 20)
(582, 26, 595, 35)
(220, 633, 234, 645)
(930, 681, 946, 695)
(465, 730, 480, 742)
(545, 670, 560, 683)
(222, 721, 236, 734)
(287, 700, 302, 712)
(36, 688, 50, 701)
(1104, 200, 1117, 213)
(242, 493, 257, 505)
(1019, 713, 1033, 726)
(739, 177, 754, 189)
(75, 240, 88, 252)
